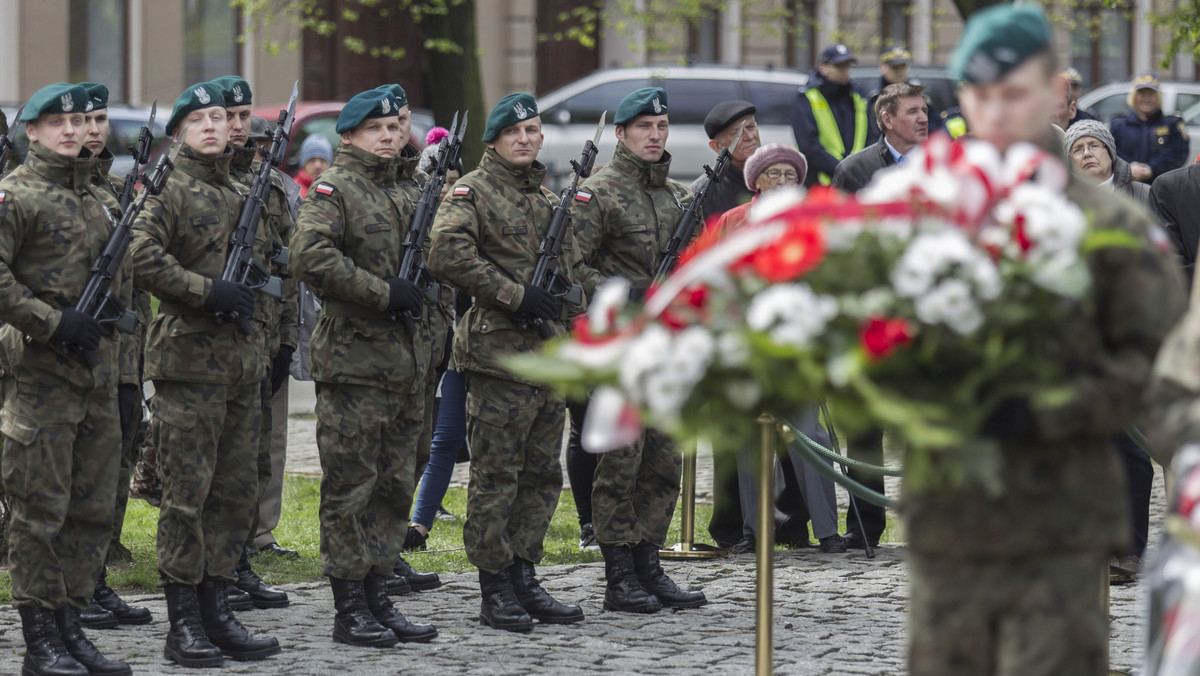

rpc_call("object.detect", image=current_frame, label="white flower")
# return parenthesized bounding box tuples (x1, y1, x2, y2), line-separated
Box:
(747, 283, 838, 347)
(892, 258, 936, 298)
(824, 222, 864, 251)
(914, 279, 984, 335)
(618, 324, 672, 402)
(581, 386, 644, 453)
(724, 379, 762, 410)
(643, 373, 689, 427)
(969, 257, 1003, 300)
(587, 277, 630, 334)
(1008, 184, 1086, 259)
(716, 332, 751, 367)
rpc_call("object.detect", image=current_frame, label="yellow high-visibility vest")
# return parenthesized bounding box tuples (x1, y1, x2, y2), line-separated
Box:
(805, 87, 867, 185)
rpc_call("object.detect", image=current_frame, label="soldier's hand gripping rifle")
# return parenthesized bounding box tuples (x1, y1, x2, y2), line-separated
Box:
(216, 81, 298, 335)
(521, 112, 605, 339)
(652, 120, 746, 286)
(116, 99, 157, 212)
(0, 105, 25, 177)
(392, 110, 468, 333)
(69, 132, 187, 368)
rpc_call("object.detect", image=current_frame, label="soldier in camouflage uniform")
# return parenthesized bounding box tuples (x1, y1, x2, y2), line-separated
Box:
(208, 75, 296, 612)
(903, 7, 1184, 675)
(571, 87, 707, 614)
(427, 92, 585, 632)
(0, 82, 133, 676)
(289, 87, 438, 648)
(130, 81, 281, 668)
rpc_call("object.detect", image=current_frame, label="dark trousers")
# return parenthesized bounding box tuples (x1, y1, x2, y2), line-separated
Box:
(566, 399, 597, 527)
(1112, 433, 1152, 558)
(845, 428, 886, 542)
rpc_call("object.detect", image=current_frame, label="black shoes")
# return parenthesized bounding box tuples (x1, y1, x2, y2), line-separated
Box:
(163, 583, 224, 669)
(728, 535, 756, 555)
(79, 600, 119, 630)
(841, 531, 879, 550)
(819, 534, 848, 553)
(384, 573, 412, 596)
(18, 605, 89, 676)
(53, 606, 132, 675)
(225, 584, 255, 611)
(394, 556, 441, 591)
(477, 569, 533, 632)
(235, 555, 290, 609)
(93, 574, 152, 625)
(329, 577, 398, 648)
(599, 545, 662, 614)
(402, 526, 428, 552)
(508, 558, 584, 624)
(578, 523, 599, 551)
(196, 579, 281, 661)
(255, 542, 300, 560)
(363, 573, 438, 643)
(631, 541, 707, 609)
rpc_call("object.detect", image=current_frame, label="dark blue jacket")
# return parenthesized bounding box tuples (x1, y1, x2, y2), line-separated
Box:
(1111, 108, 1189, 180)
(791, 71, 878, 187)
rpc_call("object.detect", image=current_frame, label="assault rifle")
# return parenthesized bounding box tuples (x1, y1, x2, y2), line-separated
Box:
(393, 110, 468, 331)
(652, 120, 746, 285)
(70, 133, 187, 367)
(216, 80, 298, 334)
(521, 112, 604, 338)
(116, 99, 156, 212)
(0, 105, 24, 177)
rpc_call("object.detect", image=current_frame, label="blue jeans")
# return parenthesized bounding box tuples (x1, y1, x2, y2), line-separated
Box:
(411, 370, 468, 529)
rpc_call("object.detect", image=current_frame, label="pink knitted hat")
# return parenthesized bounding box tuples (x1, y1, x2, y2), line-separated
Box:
(744, 143, 808, 191)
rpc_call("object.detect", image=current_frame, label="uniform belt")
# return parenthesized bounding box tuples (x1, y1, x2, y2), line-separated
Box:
(322, 300, 392, 321)
(157, 300, 209, 318)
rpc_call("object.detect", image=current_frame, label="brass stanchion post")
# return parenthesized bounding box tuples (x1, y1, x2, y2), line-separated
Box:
(756, 414, 775, 676)
(662, 438, 722, 560)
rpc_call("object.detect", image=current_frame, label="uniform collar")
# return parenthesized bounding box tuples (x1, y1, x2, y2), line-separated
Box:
(25, 142, 85, 192)
(229, 141, 257, 175)
(480, 147, 547, 192)
(333, 142, 408, 184)
(611, 141, 672, 188)
(176, 145, 236, 187)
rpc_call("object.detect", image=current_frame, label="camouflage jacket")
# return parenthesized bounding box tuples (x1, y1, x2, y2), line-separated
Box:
(428, 148, 581, 386)
(0, 142, 134, 393)
(573, 142, 692, 297)
(130, 146, 269, 386)
(904, 174, 1185, 561)
(230, 142, 300, 357)
(289, 143, 433, 393)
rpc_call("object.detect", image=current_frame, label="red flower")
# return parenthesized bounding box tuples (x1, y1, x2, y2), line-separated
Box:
(1013, 213, 1033, 253)
(751, 220, 826, 282)
(860, 317, 914, 361)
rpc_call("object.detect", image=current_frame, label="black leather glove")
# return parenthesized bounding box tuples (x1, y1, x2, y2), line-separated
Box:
(50, 308, 102, 351)
(204, 280, 256, 317)
(387, 278, 422, 315)
(118, 383, 142, 444)
(979, 397, 1040, 443)
(518, 284, 560, 321)
(270, 346, 294, 396)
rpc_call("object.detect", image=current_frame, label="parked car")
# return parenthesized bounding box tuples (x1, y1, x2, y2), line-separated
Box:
(1, 104, 167, 178)
(536, 64, 810, 190)
(1077, 80, 1200, 162)
(253, 101, 434, 176)
(849, 65, 960, 116)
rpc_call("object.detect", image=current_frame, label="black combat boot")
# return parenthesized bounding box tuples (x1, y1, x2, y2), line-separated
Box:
(508, 558, 584, 624)
(235, 552, 289, 609)
(225, 583, 255, 611)
(363, 573, 438, 643)
(632, 540, 707, 609)
(78, 599, 118, 630)
(93, 571, 152, 625)
(477, 569, 533, 632)
(393, 555, 441, 591)
(53, 606, 131, 675)
(329, 577, 398, 648)
(17, 605, 88, 676)
(600, 544, 662, 614)
(383, 572, 412, 596)
(196, 579, 281, 661)
(162, 583, 224, 668)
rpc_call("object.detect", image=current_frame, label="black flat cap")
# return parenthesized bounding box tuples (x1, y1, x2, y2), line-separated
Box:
(703, 99, 756, 139)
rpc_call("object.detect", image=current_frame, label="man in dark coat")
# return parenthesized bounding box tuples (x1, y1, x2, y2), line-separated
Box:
(832, 83, 929, 194)
(1151, 161, 1200, 286)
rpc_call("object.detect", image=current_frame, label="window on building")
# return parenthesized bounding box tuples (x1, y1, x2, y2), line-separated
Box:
(786, 0, 818, 72)
(184, 0, 240, 85)
(880, 0, 911, 47)
(1070, 4, 1132, 90)
(69, 0, 127, 102)
(687, 12, 721, 63)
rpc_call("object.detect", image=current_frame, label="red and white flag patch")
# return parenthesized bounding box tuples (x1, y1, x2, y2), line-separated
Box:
(452, 185, 471, 196)
(0, 191, 7, 203)
(314, 183, 335, 196)
(574, 191, 592, 203)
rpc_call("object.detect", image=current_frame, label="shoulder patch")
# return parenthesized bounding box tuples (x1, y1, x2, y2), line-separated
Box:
(574, 191, 592, 203)
(0, 190, 7, 203)
(453, 185, 471, 196)
(314, 183, 335, 196)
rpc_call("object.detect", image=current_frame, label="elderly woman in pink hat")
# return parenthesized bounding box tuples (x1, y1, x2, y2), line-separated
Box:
(715, 142, 808, 235)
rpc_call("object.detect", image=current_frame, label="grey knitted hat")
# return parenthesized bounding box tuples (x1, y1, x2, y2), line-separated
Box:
(744, 143, 808, 191)
(1063, 119, 1116, 163)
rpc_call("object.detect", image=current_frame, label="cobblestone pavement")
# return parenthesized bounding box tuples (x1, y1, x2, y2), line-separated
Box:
(0, 389, 1161, 674)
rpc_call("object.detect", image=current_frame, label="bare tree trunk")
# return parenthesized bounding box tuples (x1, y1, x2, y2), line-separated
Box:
(422, 0, 487, 171)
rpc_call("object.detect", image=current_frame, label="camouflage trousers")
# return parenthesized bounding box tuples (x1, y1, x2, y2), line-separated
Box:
(153, 379, 260, 585)
(593, 427, 682, 547)
(908, 550, 1108, 676)
(315, 381, 423, 580)
(1, 377, 120, 609)
(462, 371, 563, 574)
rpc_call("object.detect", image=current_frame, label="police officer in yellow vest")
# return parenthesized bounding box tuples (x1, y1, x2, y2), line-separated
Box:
(791, 44, 877, 187)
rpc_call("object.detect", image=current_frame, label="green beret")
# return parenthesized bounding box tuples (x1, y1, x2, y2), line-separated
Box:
(166, 81, 225, 136)
(208, 75, 253, 107)
(614, 87, 668, 125)
(79, 82, 109, 110)
(481, 93, 539, 143)
(950, 4, 1052, 85)
(373, 84, 408, 109)
(336, 89, 401, 134)
(19, 83, 93, 122)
